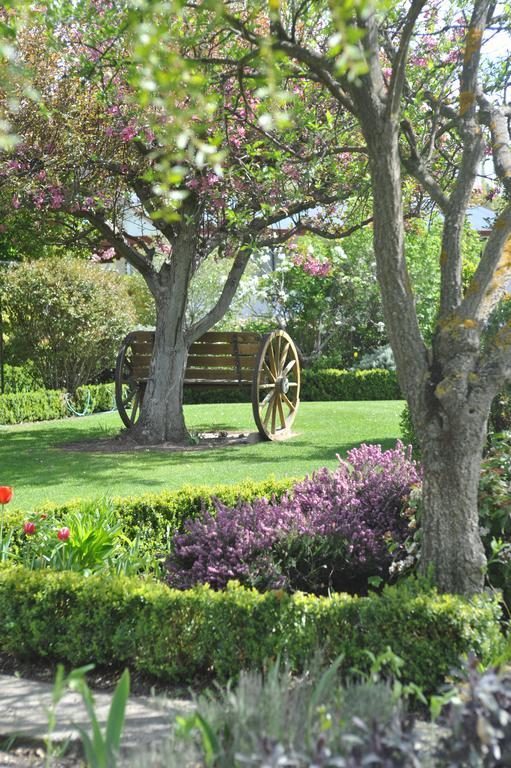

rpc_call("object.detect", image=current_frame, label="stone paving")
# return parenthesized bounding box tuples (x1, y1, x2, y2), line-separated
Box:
(0, 674, 194, 764)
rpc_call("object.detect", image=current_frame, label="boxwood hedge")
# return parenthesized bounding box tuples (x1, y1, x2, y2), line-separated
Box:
(0, 567, 501, 693)
(0, 382, 116, 425)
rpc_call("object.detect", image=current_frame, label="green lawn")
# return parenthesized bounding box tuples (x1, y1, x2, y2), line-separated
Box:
(1, 400, 404, 511)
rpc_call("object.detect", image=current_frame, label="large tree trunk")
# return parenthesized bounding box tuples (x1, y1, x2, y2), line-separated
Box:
(132, 292, 190, 445)
(419, 405, 487, 593)
(131, 235, 195, 445)
(359, 112, 487, 596)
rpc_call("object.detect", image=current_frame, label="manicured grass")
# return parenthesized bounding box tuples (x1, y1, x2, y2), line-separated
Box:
(1, 400, 405, 510)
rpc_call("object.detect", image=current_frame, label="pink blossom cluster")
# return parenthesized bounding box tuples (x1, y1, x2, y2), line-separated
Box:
(292, 252, 332, 277)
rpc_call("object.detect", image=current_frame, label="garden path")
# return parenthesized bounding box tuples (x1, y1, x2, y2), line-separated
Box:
(0, 673, 194, 763)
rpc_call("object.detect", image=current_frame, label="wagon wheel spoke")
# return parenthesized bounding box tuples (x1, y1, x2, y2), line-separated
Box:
(263, 361, 276, 382)
(260, 390, 274, 410)
(277, 394, 286, 428)
(281, 392, 296, 412)
(268, 342, 278, 378)
(271, 394, 277, 434)
(131, 389, 141, 422)
(283, 358, 296, 376)
(279, 341, 290, 371)
(263, 393, 275, 426)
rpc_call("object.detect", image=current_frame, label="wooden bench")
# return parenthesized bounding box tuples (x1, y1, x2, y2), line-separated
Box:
(115, 329, 301, 440)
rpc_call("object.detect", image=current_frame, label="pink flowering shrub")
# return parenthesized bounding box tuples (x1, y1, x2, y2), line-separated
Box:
(166, 443, 420, 594)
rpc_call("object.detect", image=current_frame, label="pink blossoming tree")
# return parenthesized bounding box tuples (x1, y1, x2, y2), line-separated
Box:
(1, 1, 383, 444)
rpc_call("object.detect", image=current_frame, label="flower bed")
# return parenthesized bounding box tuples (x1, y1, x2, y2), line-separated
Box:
(166, 443, 419, 594)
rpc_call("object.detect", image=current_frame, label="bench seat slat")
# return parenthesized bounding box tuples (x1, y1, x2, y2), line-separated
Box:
(187, 354, 257, 369)
(185, 368, 253, 382)
(196, 331, 260, 343)
(189, 342, 260, 356)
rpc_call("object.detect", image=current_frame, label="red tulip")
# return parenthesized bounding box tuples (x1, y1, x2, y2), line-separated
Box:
(0, 487, 13, 505)
(57, 527, 70, 542)
(23, 521, 36, 536)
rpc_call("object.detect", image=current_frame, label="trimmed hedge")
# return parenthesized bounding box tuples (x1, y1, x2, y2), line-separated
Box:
(0, 568, 501, 692)
(6, 478, 297, 550)
(184, 368, 401, 404)
(0, 389, 67, 425)
(0, 382, 116, 425)
(0, 368, 401, 422)
(300, 368, 400, 401)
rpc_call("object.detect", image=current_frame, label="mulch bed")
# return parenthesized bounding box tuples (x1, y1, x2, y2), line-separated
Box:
(0, 653, 196, 700)
(57, 430, 263, 453)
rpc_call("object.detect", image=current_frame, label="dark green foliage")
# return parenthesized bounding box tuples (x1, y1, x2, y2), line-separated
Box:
(301, 368, 401, 401)
(399, 404, 416, 453)
(2, 258, 136, 391)
(0, 388, 67, 424)
(489, 389, 511, 434)
(478, 433, 511, 604)
(0, 368, 400, 420)
(0, 568, 501, 691)
(0, 382, 116, 424)
(184, 368, 401, 405)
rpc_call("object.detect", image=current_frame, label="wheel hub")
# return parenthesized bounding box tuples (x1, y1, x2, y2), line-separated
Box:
(277, 376, 290, 394)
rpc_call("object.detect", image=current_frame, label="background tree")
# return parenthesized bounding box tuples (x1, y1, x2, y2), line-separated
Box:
(2, 258, 136, 392)
(254, 219, 482, 366)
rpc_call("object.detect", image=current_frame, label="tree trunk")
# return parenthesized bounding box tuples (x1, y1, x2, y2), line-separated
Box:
(418, 405, 487, 594)
(357, 112, 487, 596)
(131, 290, 190, 445)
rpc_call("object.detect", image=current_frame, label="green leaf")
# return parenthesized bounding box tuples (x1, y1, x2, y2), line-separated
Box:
(105, 669, 130, 756)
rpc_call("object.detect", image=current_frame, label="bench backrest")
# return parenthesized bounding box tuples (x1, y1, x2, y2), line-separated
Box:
(130, 330, 262, 386)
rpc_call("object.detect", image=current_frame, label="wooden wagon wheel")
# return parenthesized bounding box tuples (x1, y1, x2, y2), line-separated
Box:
(115, 333, 146, 429)
(252, 330, 300, 441)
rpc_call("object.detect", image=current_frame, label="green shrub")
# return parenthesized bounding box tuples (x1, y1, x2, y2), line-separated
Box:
(1, 368, 399, 420)
(1, 363, 44, 394)
(71, 383, 116, 415)
(1, 258, 136, 392)
(0, 389, 67, 424)
(5, 478, 297, 555)
(0, 568, 501, 693)
(0, 382, 116, 425)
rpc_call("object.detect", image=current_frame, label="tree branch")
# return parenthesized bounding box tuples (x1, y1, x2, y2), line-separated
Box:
(439, 0, 492, 318)
(186, 244, 252, 343)
(400, 119, 450, 211)
(79, 211, 154, 278)
(459, 204, 511, 322)
(386, 0, 428, 121)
